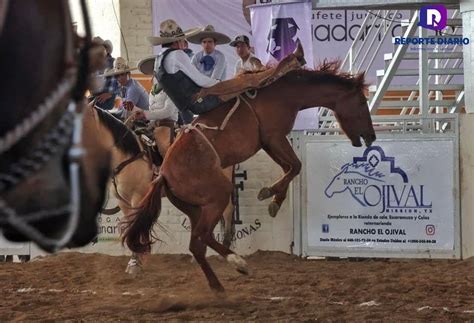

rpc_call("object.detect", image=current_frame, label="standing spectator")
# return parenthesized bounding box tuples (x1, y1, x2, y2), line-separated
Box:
(230, 35, 264, 76)
(188, 25, 230, 80)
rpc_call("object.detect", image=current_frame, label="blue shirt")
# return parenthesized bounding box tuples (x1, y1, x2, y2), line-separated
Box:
(120, 78, 149, 110)
(191, 50, 227, 80)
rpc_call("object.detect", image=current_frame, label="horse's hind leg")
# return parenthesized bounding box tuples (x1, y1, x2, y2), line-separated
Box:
(259, 137, 302, 217)
(198, 196, 248, 275)
(189, 222, 225, 293)
(188, 169, 248, 275)
(164, 184, 226, 292)
(125, 252, 144, 277)
(222, 202, 235, 249)
(222, 166, 235, 249)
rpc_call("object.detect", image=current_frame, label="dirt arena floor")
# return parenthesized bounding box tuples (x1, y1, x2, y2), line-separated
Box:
(1, 251, 473, 321)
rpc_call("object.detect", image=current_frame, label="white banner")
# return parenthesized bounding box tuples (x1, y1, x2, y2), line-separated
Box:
(305, 140, 456, 253)
(249, 1, 314, 68)
(249, 1, 318, 130)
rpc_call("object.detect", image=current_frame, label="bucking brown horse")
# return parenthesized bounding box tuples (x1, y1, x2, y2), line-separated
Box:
(122, 61, 376, 292)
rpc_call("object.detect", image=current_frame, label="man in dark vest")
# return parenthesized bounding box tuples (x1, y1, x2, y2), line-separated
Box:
(147, 20, 223, 122)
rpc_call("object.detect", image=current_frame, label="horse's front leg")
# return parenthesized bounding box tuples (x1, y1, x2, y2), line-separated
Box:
(259, 137, 302, 217)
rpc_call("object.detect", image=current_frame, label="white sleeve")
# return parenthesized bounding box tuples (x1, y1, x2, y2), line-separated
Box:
(234, 60, 240, 76)
(144, 91, 178, 121)
(164, 50, 218, 88)
(190, 53, 199, 70)
(211, 52, 226, 80)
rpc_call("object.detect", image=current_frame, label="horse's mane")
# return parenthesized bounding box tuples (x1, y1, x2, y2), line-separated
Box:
(282, 60, 367, 91)
(94, 108, 141, 156)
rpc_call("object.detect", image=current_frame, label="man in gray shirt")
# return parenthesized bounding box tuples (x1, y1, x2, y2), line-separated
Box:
(188, 25, 230, 81)
(103, 57, 149, 114)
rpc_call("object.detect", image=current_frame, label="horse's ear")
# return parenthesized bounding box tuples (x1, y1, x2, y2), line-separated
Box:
(355, 72, 367, 90)
(293, 39, 306, 66)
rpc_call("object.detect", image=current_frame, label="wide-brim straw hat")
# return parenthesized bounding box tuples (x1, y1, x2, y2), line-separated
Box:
(102, 57, 137, 77)
(147, 19, 201, 46)
(137, 55, 156, 76)
(103, 40, 113, 54)
(92, 36, 105, 45)
(187, 25, 231, 45)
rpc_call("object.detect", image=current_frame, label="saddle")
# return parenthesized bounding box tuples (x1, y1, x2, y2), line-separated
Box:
(195, 40, 306, 102)
(133, 119, 177, 166)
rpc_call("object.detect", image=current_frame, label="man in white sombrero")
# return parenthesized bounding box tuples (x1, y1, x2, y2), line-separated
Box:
(148, 19, 224, 117)
(188, 25, 230, 81)
(103, 57, 149, 115)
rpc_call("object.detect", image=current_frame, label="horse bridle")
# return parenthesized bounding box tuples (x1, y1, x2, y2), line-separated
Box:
(0, 0, 93, 252)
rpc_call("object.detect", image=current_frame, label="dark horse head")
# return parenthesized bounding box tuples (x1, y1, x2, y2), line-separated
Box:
(278, 61, 376, 147)
(0, 0, 111, 252)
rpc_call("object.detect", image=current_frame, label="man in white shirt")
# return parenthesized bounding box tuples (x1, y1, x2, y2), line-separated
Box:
(188, 25, 230, 81)
(230, 35, 264, 76)
(134, 55, 179, 123)
(147, 20, 224, 116)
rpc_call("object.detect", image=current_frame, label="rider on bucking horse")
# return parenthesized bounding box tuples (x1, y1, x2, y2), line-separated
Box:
(129, 19, 305, 164)
(147, 20, 225, 117)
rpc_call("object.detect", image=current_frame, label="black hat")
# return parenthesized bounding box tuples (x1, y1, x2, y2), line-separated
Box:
(230, 35, 250, 47)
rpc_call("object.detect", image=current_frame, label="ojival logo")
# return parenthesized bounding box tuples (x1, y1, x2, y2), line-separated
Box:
(418, 4, 447, 31)
(324, 146, 433, 213)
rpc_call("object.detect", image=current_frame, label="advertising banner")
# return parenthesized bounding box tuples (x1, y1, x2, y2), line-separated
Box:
(305, 140, 456, 253)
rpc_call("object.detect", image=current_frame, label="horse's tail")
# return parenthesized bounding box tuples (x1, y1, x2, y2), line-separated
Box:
(121, 175, 165, 254)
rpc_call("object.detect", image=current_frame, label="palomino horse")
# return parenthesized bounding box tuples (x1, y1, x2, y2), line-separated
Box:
(0, 0, 110, 252)
(94, 107, 235, 276)
(122, 61, 376, 292)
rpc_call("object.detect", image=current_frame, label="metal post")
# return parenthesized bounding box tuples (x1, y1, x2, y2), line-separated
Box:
(419, 25, 429, 131)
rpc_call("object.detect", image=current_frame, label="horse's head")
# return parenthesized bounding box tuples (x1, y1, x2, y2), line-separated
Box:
(333, 72, 376, 148)
(324, 168, 349, 198)
(0, 0, 111, 252)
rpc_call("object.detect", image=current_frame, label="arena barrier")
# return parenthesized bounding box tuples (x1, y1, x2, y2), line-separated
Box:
(290, 114, 462, 259)
(71, 150, 294, 257)
(4, 114, 474, 260)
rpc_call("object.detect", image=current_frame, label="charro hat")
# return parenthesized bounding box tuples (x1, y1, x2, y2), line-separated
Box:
(137, 55, 156, 76)
(147, 19, 201, 46)
(187, 25, 231, 45)
(102, 57, 137, 77)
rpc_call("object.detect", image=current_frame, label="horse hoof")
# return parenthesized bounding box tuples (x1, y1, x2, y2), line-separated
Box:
(125, 265, 142, 278)
(236, 267, 249, 276)
(212, 285, 226, 296)
(226, 254, 249, 275)
(125, 258, 143, 278)
(268, 202, 280, 218)
(258, 187, 273, 201)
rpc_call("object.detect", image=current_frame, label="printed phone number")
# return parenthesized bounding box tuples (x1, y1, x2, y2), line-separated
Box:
(407, 239, 437, 244)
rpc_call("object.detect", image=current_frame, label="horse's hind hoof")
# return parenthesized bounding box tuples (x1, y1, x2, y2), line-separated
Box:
(268, 202, 280, 218)
(212, 286, 226, 297)
(125, 265, 142, 278)
(125, 258, 143, 278)
(236, 267, 249, 276)
(258, 187, 273, 201)
(226, 254, 249, 275)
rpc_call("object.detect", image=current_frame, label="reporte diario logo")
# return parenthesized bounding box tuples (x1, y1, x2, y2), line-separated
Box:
(418, 4, 447, 31)
(393, 4, 469, 46)
(324, 146, 432, 213)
